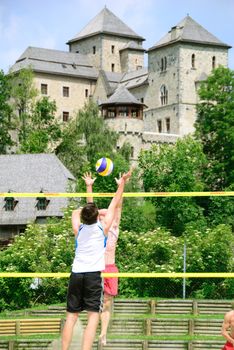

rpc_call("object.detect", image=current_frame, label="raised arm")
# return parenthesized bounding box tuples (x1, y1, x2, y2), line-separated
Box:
(221, 313, 234, 346)
(71, 209, 82, 237)
(82, 172, 96, 203)
(102, 170, 131, 235)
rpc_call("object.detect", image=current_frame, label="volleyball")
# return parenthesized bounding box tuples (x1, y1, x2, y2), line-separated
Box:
(96, 157, 114, 176)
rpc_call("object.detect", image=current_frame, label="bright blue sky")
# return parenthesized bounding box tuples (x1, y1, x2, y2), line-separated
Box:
(0, 0, 234, 72)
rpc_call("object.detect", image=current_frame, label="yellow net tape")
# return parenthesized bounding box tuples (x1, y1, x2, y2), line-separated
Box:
(0, 191, 234, 198)
(0, 272, 234, 278)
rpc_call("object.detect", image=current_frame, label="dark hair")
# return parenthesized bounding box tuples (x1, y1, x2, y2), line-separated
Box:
(81, 203, 99, 225)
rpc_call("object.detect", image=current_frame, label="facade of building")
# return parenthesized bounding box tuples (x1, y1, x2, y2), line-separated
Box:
(10, 7, 231, 160)
(0, 154, 75, 243)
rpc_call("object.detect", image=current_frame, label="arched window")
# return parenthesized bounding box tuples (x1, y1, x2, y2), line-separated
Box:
(160, 85, 168, 105)
(212, 56, 216, 69)
(191, 54, 195, 68)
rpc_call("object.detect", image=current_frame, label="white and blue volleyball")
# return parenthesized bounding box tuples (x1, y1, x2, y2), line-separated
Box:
(96, 157, 114, 176)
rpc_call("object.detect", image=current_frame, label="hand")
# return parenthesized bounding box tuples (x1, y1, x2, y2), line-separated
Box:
(115, 169, 132, 186)
(82, 172, 96, 186)
(115, 173, 122, 186)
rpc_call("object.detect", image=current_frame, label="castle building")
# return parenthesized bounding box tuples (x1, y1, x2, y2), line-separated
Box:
(10, 7, 231, 160)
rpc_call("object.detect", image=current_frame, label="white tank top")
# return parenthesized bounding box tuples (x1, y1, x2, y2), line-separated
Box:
(72, 222, 107, 273)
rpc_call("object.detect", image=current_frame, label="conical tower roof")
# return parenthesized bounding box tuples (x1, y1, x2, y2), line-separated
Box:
(68, 7, 144, 43)
(100, 85, 144, 106)
(149, 15, 231, 51)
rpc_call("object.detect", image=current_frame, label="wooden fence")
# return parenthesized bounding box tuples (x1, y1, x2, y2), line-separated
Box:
(113, 299, 234, 315)
(0, 339, 225, 350)
(0, 318, 61, 336)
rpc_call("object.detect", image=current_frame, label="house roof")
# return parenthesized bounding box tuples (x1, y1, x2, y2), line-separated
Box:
(120, 67, 148, 89)
(149, 15, 231, 51)
(10, 47, 98, 80)
(98, 70, 124, 97)
(0, 154, 75, 225)
(99, 85, 144, 106)
(120, 41, 145, 52)
(67, 7, 144, 43)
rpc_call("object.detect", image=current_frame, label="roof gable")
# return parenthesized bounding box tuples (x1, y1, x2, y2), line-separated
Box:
(102, 85, 143, 105)
(68, 7, 144, 43)
(149, 15, 230, 50)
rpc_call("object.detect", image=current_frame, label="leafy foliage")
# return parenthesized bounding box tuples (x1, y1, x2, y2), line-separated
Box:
(116, 224, 234, 298)
(0, 70, 14, 153)
(138, 136, 207, 235)
(195, 66, 234, 189)
(0, 207, 74, 310)
(19, 97, 61, 153)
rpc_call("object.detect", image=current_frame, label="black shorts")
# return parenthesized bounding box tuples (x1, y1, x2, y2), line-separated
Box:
(66, 271, 104, 313)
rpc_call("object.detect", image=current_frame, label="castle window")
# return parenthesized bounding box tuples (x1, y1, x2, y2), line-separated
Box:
(157, 120, 162, 133)
(85, 89, 89, 98)
(63, 86, 69, 97)
(166, 118, 170, 133)
(191, 54, 195, 68)
(111, 45, 115, 54)
(212, 56, 216, 69)
(141, 97, 144, 103)
(118, 106, 128, 117)
(131, 109, 138, 118)
(160, 85, 168, 105)
(131, 146, 134, 158)
(4, 195, 18, 211)
(164, 57, 167, 70)
(41, 84, 48, 95)
(93, 46, 96, 54)
(111, 63, 115, 72)
(63, 111, 69, 122)
(161, 58, 164, 71)
(107, 108, 116, 118)
(161, 57, 167, 72)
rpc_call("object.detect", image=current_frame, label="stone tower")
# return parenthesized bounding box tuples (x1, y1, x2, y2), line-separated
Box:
(144, 15, 230, 136)
(67, 7, 145, 73)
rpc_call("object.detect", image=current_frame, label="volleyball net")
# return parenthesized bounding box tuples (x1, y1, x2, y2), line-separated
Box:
(0, 191, 233, 300)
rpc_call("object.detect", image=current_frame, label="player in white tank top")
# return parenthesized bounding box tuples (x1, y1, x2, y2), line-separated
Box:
(62, 170, 132, 350)
(72, 222, 107, 273)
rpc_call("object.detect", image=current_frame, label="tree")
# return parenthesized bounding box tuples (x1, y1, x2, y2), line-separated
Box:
(19, 97, 62, 153)
(0, 70, 14, 153)
(76, 100, 118, 162)
(138, 136, 207, 235)
(9, 67, 38, 144)
(195, 66, 234, 189)
(56, 100, 120, 180)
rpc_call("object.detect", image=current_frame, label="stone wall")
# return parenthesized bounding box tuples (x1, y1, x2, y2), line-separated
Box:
(34, 73, 96, 121)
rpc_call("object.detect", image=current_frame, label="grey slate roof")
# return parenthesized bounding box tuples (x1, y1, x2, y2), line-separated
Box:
(0, 154, 75, 225)
(99, 70, 124, 97)
(10, 47, 98, 79)
(149, 15, 231, 51)
(99, 85, 144, 106)
(67, 7, 144, 43)
(120, 41, 145, 52)
(120, 67, 148, 89)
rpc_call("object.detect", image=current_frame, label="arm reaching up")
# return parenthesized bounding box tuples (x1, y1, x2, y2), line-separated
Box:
(82, 172, 96, 203)
(102, 170, 132, 235)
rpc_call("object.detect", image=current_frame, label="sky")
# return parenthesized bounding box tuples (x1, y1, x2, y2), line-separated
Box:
(0, 0, 234, 73)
